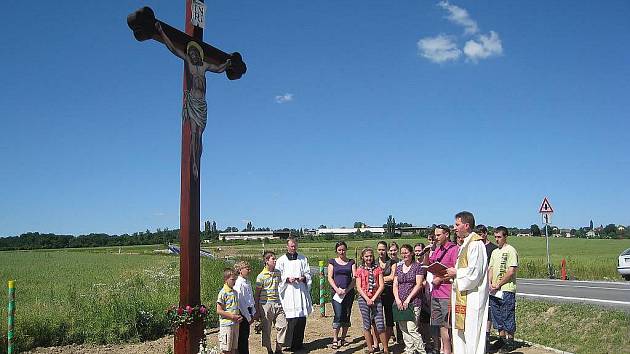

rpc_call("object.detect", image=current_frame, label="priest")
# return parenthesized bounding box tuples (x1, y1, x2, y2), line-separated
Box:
(446, 211, 489, 354)
(276, 237, 312, 351)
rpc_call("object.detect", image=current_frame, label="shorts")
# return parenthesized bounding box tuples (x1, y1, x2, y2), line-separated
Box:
(358, 297, 385, 331)
(430, 297, 450, 327)
(489, 291, 516, 334)
(219, 324, 239, 352)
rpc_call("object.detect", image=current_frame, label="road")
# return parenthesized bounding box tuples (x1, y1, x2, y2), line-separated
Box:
(517, 278, 630, 311)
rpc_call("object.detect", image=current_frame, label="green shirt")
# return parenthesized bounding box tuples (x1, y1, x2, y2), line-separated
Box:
(256, 267, 281, 304)
(489, 244, 518, 293)
(217, 284, 239, 326)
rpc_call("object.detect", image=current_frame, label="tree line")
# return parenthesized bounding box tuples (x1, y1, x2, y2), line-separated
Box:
(3, 216, 627, 251)
(0, 230, 180, 251)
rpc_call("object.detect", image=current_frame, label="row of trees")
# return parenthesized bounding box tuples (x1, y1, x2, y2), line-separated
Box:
(529, 223, 630, 239)
(5, 216, 627, 251)
(0, 230, 180, 251)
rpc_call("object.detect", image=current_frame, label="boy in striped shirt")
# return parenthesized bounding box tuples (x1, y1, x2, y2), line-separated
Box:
(255, 251, 287, 354)
(217, 268, 243, 354)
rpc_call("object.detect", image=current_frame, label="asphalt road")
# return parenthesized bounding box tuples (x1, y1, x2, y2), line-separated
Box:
(517, 278, 630, 311)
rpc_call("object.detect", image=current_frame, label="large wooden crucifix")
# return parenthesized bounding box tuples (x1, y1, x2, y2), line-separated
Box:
(127, 2, 246, 353)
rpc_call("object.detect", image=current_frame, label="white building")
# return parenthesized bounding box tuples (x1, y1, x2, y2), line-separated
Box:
(219, 231, 280, 241)
(317, 227, 385, 236)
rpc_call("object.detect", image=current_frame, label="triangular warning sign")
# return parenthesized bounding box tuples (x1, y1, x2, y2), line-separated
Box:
(539, 197, 554, 213)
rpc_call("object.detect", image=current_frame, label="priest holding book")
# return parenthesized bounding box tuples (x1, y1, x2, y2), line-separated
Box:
(446, 211, 489, 354)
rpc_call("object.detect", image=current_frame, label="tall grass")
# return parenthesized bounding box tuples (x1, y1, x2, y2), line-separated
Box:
(0, 250, 229, 353)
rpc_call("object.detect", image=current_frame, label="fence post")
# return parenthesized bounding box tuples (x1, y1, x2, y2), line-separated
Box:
(7, 280, 15, 354)
(319, 260, 325, 317)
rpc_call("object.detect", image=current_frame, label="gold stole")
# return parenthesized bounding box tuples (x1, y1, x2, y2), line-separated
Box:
(454, 232, 483, 330)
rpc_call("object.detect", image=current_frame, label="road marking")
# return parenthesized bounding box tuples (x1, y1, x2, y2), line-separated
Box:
(518, 278, 630, 286)
(519, 282, 630, 291)
(518, 292, 630, 305)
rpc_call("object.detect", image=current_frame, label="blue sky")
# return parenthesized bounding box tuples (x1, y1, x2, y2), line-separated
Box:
(1, 1, 629, 236)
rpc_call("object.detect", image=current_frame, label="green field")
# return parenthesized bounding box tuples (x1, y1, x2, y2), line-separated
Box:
(1, 238, 629, 353)
(0, 246, 230, 353)
(211, 236, 630, 280)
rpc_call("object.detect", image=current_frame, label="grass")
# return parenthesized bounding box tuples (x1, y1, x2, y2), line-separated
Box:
(209, 236, 630, 280)
(0, 249, 230, 354)
(516, 299, 630, 353)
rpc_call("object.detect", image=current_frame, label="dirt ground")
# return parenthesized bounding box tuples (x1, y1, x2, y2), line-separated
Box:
(25, 302, 561, 354)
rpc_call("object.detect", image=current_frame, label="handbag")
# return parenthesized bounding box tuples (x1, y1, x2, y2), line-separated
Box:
(392, 305, 415, 322)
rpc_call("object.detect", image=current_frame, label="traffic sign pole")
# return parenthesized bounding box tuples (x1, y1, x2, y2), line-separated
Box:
(544, 221, 551, 278)
(539, 197, 555, 279)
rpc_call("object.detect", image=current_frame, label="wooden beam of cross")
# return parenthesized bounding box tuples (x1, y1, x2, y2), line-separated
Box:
(128, 7, 246, 79)
(127, 4, 246, 354)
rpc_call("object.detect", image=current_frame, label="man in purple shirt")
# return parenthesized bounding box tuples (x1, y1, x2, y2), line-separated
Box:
(428, 224, 459, 354)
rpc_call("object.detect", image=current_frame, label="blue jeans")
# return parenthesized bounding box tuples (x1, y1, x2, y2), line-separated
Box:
(489, 291, 516, 334)
(332, 289, 354, 329)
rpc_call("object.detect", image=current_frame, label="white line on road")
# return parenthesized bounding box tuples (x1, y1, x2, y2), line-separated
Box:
(518, 292, 630, 306)
(518, 278, 630, 286)
(519, 282, 630, 291)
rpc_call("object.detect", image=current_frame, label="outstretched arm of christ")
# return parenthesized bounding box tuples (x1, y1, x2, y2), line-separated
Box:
(205, 58, 231, 74)
(155, 22, 185, 60)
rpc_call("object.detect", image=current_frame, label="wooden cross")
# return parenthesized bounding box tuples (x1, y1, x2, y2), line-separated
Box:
(127, 3, 246, 354)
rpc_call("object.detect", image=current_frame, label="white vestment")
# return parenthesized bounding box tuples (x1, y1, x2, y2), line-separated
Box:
(276, 253, 313, 319)
(451, 232, 489, 354)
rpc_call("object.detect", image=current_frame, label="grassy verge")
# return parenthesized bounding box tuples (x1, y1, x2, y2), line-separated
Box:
(516, 299, 630, 353)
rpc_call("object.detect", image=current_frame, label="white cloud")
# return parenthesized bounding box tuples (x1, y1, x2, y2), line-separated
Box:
(463, 31, 503, 62)
(417, 34, 462, 63)
(275, 93, 294, 104)
(438, 1, 478, 35)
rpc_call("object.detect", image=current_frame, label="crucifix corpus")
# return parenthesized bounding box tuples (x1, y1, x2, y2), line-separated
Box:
(127, 2, 246, 353)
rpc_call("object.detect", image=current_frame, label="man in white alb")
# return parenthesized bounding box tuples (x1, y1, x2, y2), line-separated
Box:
(276, 237, 312, 351)
(445, 211, 489, 354)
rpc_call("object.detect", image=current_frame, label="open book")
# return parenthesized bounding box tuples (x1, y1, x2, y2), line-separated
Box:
(422, 262, 448, 276)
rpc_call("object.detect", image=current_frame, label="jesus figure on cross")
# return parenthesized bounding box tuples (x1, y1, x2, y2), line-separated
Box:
(155, 22, 231, 179)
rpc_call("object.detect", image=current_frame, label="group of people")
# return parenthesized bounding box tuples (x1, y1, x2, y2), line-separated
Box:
(215, 211, 519, 354)
(216, 237, 313, 354)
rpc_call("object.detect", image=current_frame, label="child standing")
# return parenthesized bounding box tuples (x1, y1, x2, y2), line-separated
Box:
(255, 251, 287, 354)
(234, 261, 256, 354)
(356, 247, 389, 354)
(217, 268, 243, 354)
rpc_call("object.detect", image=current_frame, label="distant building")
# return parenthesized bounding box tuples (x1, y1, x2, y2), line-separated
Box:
(219, 231, 283, 241)
(317, 227, 385, 236)
(395, 226, 429, 236)
(559, 229, 572, 238)
(303, 228, 317, 236)
(586, 230, 597, 238)
(516, 233, 532, 237)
